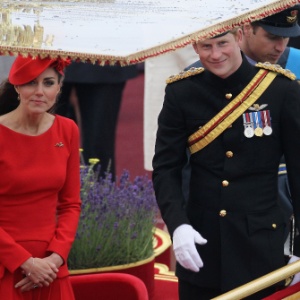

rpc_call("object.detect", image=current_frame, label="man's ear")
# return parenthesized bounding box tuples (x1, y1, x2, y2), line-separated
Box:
(243, 24, 253, 37)
(236, 28, 243, 43)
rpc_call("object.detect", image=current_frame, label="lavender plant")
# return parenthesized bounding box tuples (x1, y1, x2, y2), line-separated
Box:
(68, 159, 158, 269)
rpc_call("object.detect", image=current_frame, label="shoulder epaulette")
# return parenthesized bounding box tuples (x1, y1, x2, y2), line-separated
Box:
(166, 67, 205, 84)
(255, 62, 296, 80)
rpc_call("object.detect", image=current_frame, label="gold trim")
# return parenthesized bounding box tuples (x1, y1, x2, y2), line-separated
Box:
(154, 263, 175, 276)
(69, 254, 155, 275)
(166, 67, 204, 84)
(155, 274, 178, 282)
(154, 263, 178, 282)
(212, 260, 300, 300)
(188, 70, 277, 154)
(0, 1, 298, 65)
(153, 228, 172, 257)
(256, 62, 296, 80)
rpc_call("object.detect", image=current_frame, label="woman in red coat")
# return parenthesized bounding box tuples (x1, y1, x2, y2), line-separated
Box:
(0, 55, 81, 299)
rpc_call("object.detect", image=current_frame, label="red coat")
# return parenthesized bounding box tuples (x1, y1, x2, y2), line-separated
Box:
(0, 115, 81, 298)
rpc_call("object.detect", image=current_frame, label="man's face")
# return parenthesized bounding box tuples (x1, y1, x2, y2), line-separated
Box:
(193, 30, 243, 79)
(242, 25, 289, 63)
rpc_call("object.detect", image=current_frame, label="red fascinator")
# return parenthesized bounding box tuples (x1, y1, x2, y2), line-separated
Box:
(8, 55, 71, 85)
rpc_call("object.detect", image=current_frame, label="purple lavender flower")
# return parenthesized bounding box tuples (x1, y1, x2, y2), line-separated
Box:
(68, 162, 159, 270)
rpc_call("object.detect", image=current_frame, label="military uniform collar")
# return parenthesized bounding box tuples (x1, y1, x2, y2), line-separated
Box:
(206, 54, 254, 89)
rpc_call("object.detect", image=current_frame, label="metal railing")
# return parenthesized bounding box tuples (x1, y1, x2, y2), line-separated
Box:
(212, 260, 300, 300)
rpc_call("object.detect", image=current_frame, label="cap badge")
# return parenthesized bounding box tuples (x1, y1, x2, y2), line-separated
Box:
(287, 10, 298, 24)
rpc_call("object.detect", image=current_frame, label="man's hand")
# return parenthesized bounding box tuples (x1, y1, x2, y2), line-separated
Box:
(173, 224, 207, 272)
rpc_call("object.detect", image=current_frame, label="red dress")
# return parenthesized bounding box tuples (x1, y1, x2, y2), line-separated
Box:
(0, 115, 81, 299)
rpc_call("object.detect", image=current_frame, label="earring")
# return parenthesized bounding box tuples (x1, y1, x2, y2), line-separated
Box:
(17, 94, 20, 101)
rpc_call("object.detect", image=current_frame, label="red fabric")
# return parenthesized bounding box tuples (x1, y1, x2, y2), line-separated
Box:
(153, 230, 171, 268)
(70, 259, 155, 299)
(116, 73, 152, 179)
(262, 282, 300, 299)
(153, 264, 178, 300)
(155, 250, 171, 268)
(70, 273, 149, 300)
(103, 259, 155, 299)
(0, 273, 75, 300)
(0, 115, 81, 299)
(153, 276, 179, 300)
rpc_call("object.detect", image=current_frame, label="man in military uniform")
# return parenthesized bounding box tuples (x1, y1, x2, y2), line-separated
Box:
(152, 26, 300, 299)
(186, 5, 300, 256)
(240, 5, 300, 256)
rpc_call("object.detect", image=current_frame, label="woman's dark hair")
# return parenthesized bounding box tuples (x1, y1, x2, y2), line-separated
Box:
(0, 80, 19, 115)
(0, 71, 63, 115)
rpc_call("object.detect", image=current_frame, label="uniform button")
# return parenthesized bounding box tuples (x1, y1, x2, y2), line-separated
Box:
(222, 180, 229, 187)
(225, 93, 232, 100)
(219, 210, 227, 217)
(272, 224, 277, 229)
(227, 124, 233, 128)
(226, 151, 233, 158)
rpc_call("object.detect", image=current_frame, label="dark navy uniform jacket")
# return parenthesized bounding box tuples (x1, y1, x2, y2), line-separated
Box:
(152, 57, 300, 292)
(187, 49, 300, 255)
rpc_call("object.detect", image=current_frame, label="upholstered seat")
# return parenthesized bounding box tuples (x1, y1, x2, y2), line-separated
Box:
(70, 272, 149, 300)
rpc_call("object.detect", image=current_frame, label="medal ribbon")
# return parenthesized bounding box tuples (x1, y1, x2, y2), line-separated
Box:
(261, 111, 267, 128)
(243, 113, 251, 125)
(188, 70, 277, 154)
(253, 111, 262, 129)
(264, 110, 271, 127)
(249, 113, 254, 126)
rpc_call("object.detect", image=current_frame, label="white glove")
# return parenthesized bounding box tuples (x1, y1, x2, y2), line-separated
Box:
(173, 224, 207, 272)
(288, 255, 300, 286)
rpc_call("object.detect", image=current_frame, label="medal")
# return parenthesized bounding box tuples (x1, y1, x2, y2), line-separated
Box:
(263, 125, 272, 135)
(253, 111, 263, 137)
(262, 110, 273, 136)
(254, 127, 263, 137)
(244, 126, 254, 138)
(243, 113, 254, 138)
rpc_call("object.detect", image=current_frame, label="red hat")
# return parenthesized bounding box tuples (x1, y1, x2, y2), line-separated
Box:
(9, 55, 71, 85)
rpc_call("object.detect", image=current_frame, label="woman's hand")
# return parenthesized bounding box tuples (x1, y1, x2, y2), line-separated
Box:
(43, 252, 64, 269)
(15, 257, 59, 292)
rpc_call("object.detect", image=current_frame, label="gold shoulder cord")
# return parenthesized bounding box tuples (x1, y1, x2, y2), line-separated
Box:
(166, 67, 204, 84)
(255, 62, 296, 80)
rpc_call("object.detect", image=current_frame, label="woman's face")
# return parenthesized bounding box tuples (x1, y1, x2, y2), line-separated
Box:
(15, 67, 61, 114)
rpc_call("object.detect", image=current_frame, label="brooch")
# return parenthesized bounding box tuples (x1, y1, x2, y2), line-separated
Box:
(55, 142, 64, 147)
